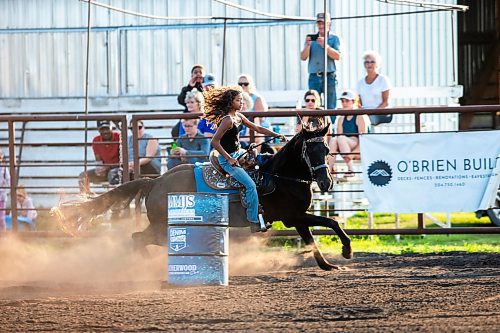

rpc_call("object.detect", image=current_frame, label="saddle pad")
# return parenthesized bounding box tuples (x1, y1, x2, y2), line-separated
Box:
(194, 164, 239, 194)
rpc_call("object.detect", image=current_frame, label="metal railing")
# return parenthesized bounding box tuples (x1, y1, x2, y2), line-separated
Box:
(0, 104, 499, 236)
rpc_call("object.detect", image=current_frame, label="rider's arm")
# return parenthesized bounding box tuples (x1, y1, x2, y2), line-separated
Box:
(239, 113, 280, 138)
(211, 116, 234, 161)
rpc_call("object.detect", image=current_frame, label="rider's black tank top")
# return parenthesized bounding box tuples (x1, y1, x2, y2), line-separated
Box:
(220, 117, 242, 154)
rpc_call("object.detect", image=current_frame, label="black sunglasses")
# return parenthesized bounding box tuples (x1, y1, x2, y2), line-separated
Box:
(238, 82, 250, 87)
(129, 125, 144, 130)
(305, 98, 316, 103)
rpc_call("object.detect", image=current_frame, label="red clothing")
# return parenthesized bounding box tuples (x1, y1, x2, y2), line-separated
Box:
(92, 132, 121, 164)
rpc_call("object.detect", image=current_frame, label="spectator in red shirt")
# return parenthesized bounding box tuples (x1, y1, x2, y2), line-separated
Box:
(79, 120, 121, 195)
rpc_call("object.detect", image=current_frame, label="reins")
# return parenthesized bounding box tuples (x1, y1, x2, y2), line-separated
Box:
(259, 170, 312, 184)
(235, 136, 280, 161)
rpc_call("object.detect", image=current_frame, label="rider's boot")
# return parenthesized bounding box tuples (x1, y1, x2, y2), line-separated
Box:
(250, 214, 268, 233)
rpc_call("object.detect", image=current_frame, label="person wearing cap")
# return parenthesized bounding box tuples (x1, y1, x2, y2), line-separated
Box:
(328, 90, 370, 178)
(78, 120, 121, 195)
(202, 73, 218, 91)
(356, 50, 392, 125)
(0, 149, 10, 232)
(300, 12, 341, 123)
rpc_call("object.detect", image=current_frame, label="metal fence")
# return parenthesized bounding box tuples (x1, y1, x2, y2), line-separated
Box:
(1, 105, 499, 235)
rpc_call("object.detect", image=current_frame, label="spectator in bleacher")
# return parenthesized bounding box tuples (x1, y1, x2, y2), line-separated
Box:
(79, 120, 121, 195)
(167, 119, 210, 169)
(328, 90, 370, 178)
(177, 64, 205, 110)
(300, 12, 341, 123)
(0, 149, 10, 232)
(6, 186, 37, 230)
(127, 120, 161, 179)
(238, 91, 255, 148)
(237, 74, 270, 146)
(356, 50, 392, 125)
(295, 89, 331, 133)
(176, 90, 216, 138)
(174, 64, 206, 138)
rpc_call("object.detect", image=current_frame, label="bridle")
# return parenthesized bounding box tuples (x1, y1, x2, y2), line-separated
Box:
(302, 136, 329, 178)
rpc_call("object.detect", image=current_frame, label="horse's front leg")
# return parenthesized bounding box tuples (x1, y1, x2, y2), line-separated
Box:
(293, 224, 341, 271)
(301, 213, 352, 259)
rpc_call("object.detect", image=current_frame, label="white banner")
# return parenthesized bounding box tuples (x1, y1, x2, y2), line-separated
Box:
(360, 131, 500, 213)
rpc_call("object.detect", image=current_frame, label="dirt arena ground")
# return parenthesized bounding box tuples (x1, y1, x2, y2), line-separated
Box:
(0, 234, 498, 332)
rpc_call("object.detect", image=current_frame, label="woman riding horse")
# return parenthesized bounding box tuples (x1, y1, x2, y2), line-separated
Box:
(53, 113, 352, 270)
(203, 86, 285, 233)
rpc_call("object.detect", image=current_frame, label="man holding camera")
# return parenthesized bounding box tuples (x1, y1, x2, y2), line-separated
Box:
(300, 12, 341, 122)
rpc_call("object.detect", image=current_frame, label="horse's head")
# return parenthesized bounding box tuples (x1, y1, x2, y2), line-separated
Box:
(300, 123, 332, 192)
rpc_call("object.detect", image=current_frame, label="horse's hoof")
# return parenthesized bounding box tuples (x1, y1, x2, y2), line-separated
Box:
(342, 245, 353, 259)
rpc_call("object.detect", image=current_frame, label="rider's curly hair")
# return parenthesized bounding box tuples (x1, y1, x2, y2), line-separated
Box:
(202, 86, 242, 128)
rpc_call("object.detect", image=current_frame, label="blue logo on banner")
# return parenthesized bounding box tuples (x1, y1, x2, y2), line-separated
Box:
(368, 160, 392, 187)
(169, 227, 187, 252)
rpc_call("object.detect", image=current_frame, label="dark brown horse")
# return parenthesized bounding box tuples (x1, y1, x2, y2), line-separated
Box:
(56, 125, 352, 270)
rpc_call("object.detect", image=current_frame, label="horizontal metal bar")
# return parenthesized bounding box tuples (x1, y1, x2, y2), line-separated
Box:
(269, 227, 500, 236)
(6, 227, 500, 240)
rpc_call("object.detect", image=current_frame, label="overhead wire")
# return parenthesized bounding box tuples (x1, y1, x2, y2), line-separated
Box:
(79, 0, 467, 24)
(376, 0, 468, 12)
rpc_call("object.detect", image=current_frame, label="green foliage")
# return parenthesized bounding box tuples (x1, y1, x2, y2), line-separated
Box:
(268, 213, 499, 254)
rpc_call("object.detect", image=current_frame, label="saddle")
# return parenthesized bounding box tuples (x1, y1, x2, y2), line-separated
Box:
(202, 151, 275, 197)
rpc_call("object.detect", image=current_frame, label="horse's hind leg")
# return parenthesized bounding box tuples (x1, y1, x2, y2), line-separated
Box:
(132, 223, 167, 257)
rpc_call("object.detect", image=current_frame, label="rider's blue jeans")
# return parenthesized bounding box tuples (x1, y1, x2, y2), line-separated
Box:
(218, 150, 259, 224)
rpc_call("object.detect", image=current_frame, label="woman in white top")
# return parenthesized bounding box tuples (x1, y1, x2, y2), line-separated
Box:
(356, 50, 392, 125)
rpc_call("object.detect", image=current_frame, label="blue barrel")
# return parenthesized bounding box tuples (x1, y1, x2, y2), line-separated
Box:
(167, 193, 229, 286)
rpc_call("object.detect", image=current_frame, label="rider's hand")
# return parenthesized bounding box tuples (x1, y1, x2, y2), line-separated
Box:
(228, 157, 239, 167)
(277, 134, 287, 142)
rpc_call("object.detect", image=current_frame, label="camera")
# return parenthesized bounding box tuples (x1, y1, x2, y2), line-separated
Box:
(307, 33, 319, 41)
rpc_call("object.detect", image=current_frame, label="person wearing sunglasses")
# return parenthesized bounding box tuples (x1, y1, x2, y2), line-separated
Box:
(236, 74, 270, 145)
(328, 90, 370, 179)
(356, 50, 392, 125)
(300, 12, 341, 122)
(0, 149, 9, 232)
(295, 89, 331, 134)
(127, 120, 161, 179)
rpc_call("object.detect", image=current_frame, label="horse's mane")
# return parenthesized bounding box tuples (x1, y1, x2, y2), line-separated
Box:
(262, 131, 304, 174)
(263, 127, 328, 175)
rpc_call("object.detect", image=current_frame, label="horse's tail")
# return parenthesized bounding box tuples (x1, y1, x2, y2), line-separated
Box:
(52, 178, 155, 232)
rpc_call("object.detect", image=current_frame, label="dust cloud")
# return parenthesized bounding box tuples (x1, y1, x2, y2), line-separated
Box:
(0, 228, 299, 290)
(229, 235, 299, 275)
(0, 230, 166, 286)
